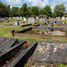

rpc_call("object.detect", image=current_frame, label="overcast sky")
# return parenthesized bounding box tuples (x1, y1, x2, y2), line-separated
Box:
(0, 0, 67, 11)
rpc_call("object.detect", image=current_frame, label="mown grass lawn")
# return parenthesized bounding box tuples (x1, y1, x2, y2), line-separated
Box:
(0, 26, 31, 37)
(57, 63, 67, 67)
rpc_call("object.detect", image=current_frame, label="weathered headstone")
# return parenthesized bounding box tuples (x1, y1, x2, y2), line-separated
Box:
(40, 18, 46, 22)
(62, 17, 65, 20)
(14, 21, 19, 26)
(28, 17, 35, 24)
(36, 17, 39, 19)
(19, 17, 22, 19)
(23, 17, 26, 22)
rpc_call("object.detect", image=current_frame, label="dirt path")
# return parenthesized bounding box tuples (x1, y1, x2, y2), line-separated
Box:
(14, 33, 67, 42)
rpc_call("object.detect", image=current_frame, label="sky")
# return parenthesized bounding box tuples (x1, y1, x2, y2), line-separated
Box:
(0, 0, 67, 10)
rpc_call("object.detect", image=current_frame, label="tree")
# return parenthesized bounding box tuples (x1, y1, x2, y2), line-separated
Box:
(44, 6, 52, 18)
(0, 1, 9, 17)
(39, 8, 46, 17)
(20, 3, 28, 17)
(52, 12, 56, 18)
(27, 7, 33, 17)
(11, 7, 19, 17)
(54, 4, 65, 17)
(39, 6, 52, 18)
(31, 6, 39, 17)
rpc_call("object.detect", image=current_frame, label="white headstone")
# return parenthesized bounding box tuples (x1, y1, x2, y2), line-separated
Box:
(62, 17, 65, 20)
(28, 17, 35, 24)
(23, 17, 26, 22)
(40, 18, 46, 22)
(36, 17, 39, 19)
(14, 21, 19, 26)
(19, 17, 22, 19)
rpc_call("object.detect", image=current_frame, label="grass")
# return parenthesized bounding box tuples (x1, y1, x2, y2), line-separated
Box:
(57, 63, 67, 67)
(61, 20, 67, 24)
(0, 26, 31, 37)
(0, 19, 67, 67)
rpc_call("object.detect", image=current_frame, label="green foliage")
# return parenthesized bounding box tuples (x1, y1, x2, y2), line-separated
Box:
(0, 1, 9, 17)
(11, 7, 19, 17)
(31, 6, 39, 17)
(20, 3, 28, 17)
(43, 6, 52, 17)
(57, 63, 67, 67)
(27, 7, 33, 17)
(39, 6, 52, 18)
(0, 1, 66, 18)
(54, 4, 65, 17)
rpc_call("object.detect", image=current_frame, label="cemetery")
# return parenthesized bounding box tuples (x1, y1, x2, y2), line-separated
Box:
(0, 1, 67, 66)
(0, 17, 67, 67)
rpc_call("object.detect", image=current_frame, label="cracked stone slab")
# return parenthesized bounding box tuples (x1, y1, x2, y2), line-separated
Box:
(32, 42, 67, 64)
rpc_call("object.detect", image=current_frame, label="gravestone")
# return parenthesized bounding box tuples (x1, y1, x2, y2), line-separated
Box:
(23, 17, 26, 22)
(28, 17, 35, 24)
(19, 17, 22, 19)
(56, 17, 60, 21)
(66, 17, 67, 20)
(62, 17, 65, 20)
(36, 17, 39, 19)
(30, 42, 67, 66)
(14, 21, 19, 26)
(40, 18, 46, 22)
(13, 17, 19, 20)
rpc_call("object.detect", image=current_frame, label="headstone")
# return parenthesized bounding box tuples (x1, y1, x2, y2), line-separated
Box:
(56, 17, 60, 21)
(28, 17, 35, 24)
(40, 18, 46, 22)
(36, 17, 39, 19)
(13, 17, 19, 20)
(23, 17, 26, 22)
(14, 21, 19, 26)
(62, 17, 65, 20)
(66, 17, 67, 20)
(19, 17, 22, 19)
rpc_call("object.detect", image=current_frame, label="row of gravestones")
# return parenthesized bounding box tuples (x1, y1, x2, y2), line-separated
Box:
(0, 16, 67, 22)
(14, 17, 47, 26)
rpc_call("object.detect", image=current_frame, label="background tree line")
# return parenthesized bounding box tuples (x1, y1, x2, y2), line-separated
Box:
(0, 1, 67, 18)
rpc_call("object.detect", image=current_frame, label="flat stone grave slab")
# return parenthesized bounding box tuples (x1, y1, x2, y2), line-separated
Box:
(30, 42, 67, 66)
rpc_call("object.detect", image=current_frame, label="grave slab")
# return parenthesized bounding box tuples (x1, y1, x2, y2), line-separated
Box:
(30, 42, 67, 66)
